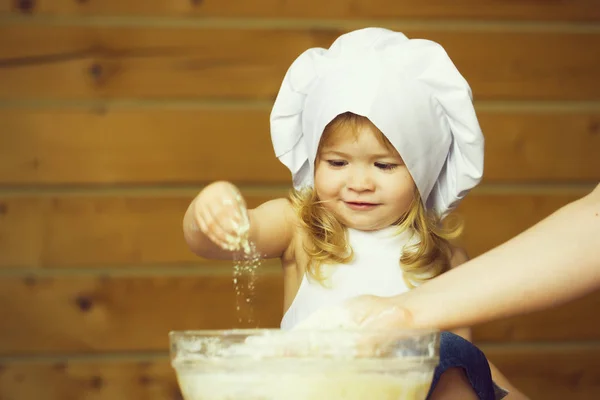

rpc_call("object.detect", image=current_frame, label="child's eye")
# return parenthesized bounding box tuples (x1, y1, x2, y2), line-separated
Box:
(327, 160, 347, 167)
(375, 162, 398, 170)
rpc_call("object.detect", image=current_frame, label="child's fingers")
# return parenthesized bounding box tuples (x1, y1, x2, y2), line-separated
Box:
(226, 185, 248, 209)
(207, 201, 249, 251)
(219, 199, 248, 231)
(206, 206, 238, 249)
(225, 186, 250, 225)
(214, 198, 248, 234)
(197, 213, 228, 250)
(220, 189, 250, 235)
(197, 204, 234, 250)
(193, 182, 249, 251)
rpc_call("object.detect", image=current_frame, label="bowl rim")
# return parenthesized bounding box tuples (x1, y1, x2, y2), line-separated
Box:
(169, 329, 440, 363)
(169, 328, 440, 337)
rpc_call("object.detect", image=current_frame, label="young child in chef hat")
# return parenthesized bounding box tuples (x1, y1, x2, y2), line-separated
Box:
(184, 27, 520, 399)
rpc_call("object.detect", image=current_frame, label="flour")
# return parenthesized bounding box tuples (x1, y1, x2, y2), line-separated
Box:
(232, 241, 261, 325)
(225, 199, 262, 326)
(293, 304, 359, 330)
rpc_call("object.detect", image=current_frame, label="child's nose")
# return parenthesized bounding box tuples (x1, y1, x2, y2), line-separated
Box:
(347, 170, 375, 192)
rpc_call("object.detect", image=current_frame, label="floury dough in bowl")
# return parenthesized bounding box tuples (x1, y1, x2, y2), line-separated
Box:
(175, 367, 433, 400)
(172, 331, 437, 400)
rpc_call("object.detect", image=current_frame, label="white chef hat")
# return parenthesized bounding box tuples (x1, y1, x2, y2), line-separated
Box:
(270, 27, 484, 219)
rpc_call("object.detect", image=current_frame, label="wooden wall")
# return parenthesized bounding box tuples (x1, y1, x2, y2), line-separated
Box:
(1, 1, 599, 399)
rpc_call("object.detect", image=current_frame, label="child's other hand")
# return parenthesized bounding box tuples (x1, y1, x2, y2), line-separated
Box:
(191, 181, 250, 251)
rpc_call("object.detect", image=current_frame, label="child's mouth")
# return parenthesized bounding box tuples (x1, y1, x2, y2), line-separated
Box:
(344, 201, 379, 211)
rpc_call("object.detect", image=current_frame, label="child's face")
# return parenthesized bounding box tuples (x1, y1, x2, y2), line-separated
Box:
(314, 121, 416, 231)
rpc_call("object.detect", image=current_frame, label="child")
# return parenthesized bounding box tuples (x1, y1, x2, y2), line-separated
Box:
(184, 28, 517, 399)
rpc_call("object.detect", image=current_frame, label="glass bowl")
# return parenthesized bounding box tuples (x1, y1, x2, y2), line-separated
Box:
(170, 329, 439, 400)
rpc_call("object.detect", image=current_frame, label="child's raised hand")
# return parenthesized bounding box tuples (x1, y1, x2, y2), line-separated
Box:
(191, 181, 250, 251)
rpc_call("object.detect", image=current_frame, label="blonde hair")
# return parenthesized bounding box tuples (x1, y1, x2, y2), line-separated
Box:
(289, 112, 463, 288)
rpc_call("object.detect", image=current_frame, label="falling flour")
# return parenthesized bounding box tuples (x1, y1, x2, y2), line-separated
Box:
(225, 196, 263, 326)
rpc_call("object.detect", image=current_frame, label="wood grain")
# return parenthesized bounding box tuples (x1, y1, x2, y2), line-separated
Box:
(0, 358, 181, 400)
(483, 345, 600, 400)
(0, 274, 284, 355)
(455, 192, 589, 258)
(473, 290, 600, 342)
(1, 108, 598, 185)
(2, 0, 599, 21)
(0, 108, 289, 185)
(1, 26, 599, 101)
(0, 193, 279, 268)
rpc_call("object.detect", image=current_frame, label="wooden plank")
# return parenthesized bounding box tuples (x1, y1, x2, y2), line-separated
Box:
(1, 346, 600, 399)
(455, 192, 587, 258)
(1, 26, 599, 101)
(1, 0, 600, 21)
(0, 193, 279, 268)
(474, 290, 600, 342)
(1, 108, 599, 185)
(0, 192, 585, 269)
(0, 273, 597, 354)
(0, 274, 284, 355)
(0, 358, 181, 400)
(480, 111, 600, 182)
(482, 345, 600, 400)
(0, 109, 289, 185)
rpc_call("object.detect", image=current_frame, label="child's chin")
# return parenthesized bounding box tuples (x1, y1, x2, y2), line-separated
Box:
(343, 220, 384, 231)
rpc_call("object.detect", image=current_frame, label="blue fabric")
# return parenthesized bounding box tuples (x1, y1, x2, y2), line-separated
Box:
(427, 332, 498, 400)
